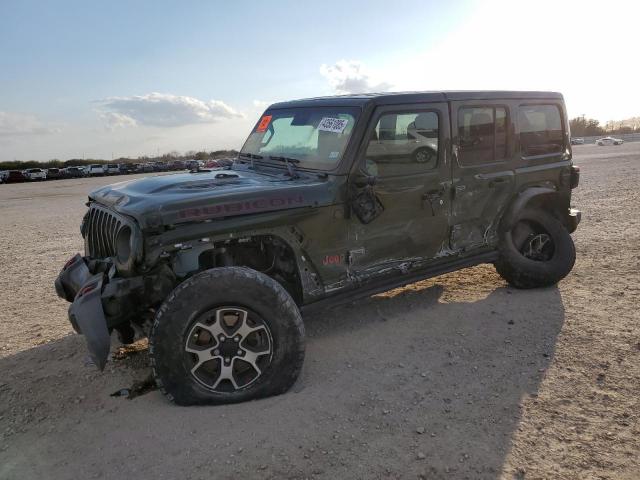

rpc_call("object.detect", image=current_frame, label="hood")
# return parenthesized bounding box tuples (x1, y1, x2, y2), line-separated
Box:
(89, 166, 337, 229)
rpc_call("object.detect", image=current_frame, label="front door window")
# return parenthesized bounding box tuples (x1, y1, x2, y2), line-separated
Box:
(365, 111, 439, 177)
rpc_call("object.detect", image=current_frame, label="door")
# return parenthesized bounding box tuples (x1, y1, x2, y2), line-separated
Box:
(347, 103, 451, 277)
(450, 102, 516, 251)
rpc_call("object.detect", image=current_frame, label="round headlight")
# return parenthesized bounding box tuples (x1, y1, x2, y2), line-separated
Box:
(115, 225, 132, 266)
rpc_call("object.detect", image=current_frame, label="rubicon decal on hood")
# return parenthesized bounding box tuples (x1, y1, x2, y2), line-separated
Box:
(177, 194, 307, 221)
(86, 168, 334, 228)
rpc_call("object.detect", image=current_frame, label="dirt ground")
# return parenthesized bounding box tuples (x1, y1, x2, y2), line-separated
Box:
(0, 145, 638, 480)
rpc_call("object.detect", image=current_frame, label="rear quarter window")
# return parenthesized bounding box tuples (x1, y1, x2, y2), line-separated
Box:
(518, 104, 564, 157)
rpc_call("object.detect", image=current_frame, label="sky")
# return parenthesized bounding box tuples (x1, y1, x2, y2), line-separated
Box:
(0, 0, 638, 161)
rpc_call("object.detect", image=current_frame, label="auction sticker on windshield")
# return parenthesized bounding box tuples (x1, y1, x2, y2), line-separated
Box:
(318, 117, 348, 134)
(256, 115, 272, 132)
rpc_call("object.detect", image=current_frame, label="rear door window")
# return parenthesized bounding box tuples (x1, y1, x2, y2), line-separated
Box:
(518, 104, 564, 156)
(458, 107, 508, 166)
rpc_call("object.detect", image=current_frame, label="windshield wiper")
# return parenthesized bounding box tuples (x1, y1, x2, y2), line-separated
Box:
(268, 155, 300, 163)
(239, 152, 263, 160)
(238, 152, 264, 170)
(268, 155, 300, 178)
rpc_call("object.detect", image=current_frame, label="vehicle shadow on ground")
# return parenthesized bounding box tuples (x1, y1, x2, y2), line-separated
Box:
(299, 276, 565, 478)
(0, 272, 565, 479)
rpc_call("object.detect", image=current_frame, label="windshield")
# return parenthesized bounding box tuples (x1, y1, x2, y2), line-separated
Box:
(240, 106, 360, 170)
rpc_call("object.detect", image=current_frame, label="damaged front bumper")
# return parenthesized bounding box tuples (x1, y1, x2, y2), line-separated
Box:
(55, 254, 174, 370)
(55, 254, 112, 369)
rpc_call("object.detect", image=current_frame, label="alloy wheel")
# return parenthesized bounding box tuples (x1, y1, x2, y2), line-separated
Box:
(184, 307, 273, 393)
(513, 220, 555, 262)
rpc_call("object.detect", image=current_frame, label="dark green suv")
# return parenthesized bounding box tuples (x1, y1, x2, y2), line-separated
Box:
(55, 91, 581, 405)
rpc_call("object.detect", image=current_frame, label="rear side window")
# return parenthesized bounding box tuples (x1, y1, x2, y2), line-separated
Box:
(518, 104, 563, 156)
(458, 107, 508, 166)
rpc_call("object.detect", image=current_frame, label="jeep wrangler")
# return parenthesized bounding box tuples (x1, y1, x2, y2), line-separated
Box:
(55, 91, 581, 405)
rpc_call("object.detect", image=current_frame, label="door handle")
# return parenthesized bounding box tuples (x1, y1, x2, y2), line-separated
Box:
(489, 177, 509, 187)
(423, 188, 444, 198)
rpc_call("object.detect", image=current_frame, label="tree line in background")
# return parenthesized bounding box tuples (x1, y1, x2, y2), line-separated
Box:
(4, 114, 640, 171)
(0, 149, 238, 172)
(569, 115, 640, 137)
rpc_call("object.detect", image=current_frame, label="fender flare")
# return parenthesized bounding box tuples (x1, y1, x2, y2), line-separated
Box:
(167, 228, 323, 304)
(499, 187, 557, 232)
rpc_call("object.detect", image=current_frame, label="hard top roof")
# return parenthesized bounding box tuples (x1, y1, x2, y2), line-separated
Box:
(269, 90, 563, 109)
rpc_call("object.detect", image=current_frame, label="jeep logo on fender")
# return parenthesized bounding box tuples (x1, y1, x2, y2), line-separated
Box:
(322, 254, 345, 266)
(178, 194, 307, 220)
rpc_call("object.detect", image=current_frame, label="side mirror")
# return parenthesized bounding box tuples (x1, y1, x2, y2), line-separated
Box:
(353, 175, 377, 188)
(349, 176, 384, 224)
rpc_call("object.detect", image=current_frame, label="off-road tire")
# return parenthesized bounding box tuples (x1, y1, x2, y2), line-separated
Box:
(149, 267, 305, 405)
(495, 209, 576, 289)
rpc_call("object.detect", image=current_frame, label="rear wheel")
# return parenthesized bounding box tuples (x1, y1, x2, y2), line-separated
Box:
(149, 267, 305, 405)
(495, 209, 576, 289)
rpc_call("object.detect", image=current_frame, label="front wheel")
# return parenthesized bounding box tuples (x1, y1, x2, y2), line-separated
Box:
(494, 209, 576, 289)
(149, 267, 305, 405)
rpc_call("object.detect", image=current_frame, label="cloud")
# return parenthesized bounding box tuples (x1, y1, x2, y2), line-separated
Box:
(0, 111, 60, 137)
(98, 92, 243, 128)
(252, 99, 272, 109)
(100, 112, 137, 130)
(320, 60, 392, 94)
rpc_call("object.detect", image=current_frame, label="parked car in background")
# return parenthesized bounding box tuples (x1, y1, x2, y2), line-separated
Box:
(5, 170, 28, 183)
(87, 164, 106, 176)
(168, 160, 186, 170)
(119, 163, 136, 175)
(152, 161, 169, 171)
(205, 158, 234, 169)
(105, 164, 120, 175)
(23, 168, 47, 181)
(570, 137, 584, 145)
(46, 168, 64, 180)
(64, 166, 86, 178)
(185, 159, 200, 170)
(596, 136, 624, 146)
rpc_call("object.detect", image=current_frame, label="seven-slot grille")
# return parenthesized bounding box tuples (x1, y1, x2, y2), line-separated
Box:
(83, 204, 126, 258)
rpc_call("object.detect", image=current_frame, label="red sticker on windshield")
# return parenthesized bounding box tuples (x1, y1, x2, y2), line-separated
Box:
(256, 115, 272, 132)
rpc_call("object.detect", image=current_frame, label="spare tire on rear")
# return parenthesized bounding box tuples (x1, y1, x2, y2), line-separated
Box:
(494, 209, 576, 289)
(149, 267, 305, 405)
